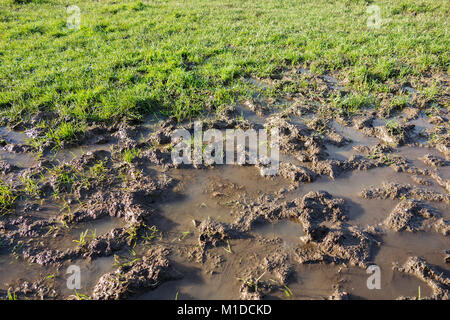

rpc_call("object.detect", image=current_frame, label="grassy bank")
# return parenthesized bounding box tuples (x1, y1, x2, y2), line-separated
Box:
(0, 0, 448, 125)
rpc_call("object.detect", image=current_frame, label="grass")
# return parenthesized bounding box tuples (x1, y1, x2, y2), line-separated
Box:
(142, 225, 160, 243)
(385, 118, 402, 135)
(46, 122, 84, 147)
(223, 239, 233, 254)
(281, 285, 293, 298)
(113, 254, 141, 269)
(126, 223, 141, 247)
(73, 228, 96, 247)
(122, 148, 140, 163)
(0, 0, 448, 127)
(7, 289, 17, 300)
(71, 289, 90, 300)
(19, 174, 41, 199)
(333, 92, 377, 116)
(0, 180, 17, 215)
(89, 160, 107, 182)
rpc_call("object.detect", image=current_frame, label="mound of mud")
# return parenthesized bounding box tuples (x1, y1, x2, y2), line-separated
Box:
(360, 182, 449, 203)
(92, 247, 181, 300)
(384, 200, 449, 235)
(295, 223, 379, 268)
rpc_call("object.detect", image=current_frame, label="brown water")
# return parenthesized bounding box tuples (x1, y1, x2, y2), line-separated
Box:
(138, 162, 448, 300)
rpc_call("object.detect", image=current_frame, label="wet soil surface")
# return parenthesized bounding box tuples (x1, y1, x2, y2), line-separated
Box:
(0, 71, 449, 300)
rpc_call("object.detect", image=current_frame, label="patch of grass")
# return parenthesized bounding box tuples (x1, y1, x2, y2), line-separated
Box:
(71, 290, 91, 300)
(332, 93, 376, 116)
(19, 175, 41, 199)
(46, 122, 84, 147)
(385, 119, 402, 135)
(73, 228, 96, 247)
(281, 285, 293, 298)
(223, 239, 233, 254)
(89, 160, 107, 182)
(0, 180, 17, 215)
(0, 0, 447, 126)
(126, 224, 139, 247)
(142, 225, 160, 243)
(48, 165, 78, 194)
(7, 289, 17, 300)
(113, 254, 141, 269)
(389, 95, 409, 111)
(122, 148, 140, 164)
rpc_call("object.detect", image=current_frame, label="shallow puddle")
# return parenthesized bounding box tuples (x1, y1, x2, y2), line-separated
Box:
(252, 220, 305, 249)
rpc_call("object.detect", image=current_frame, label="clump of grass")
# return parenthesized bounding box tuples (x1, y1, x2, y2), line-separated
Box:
(89, 160, 107, 182)
(73, 229, 96, 248)
(19, 175, 41, 199)
(71, 290, 91, 300)
(332, 93, 376, 116)
(122, 148, 140, 164)
(126, 224, 139, 247)
(223, 240, 233, 254)
(113, 254, 141, 269)
(48, 165, 78, 195)
(0, 180, 17, 215)
(7, 289, 17, 300)
(385, 119, 402, 136)
(281, 285, 293, 298)
(46, 123, 84, 148)
(389, 95, 409, 111)
(423, 82, 440, 101)
(142, 225, 160, 243)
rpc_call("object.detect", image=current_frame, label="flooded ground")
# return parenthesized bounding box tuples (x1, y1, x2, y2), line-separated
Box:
(0, 73, 448, 300)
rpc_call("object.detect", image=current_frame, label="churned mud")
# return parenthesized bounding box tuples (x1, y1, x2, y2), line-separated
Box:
(0, 69, 448, 300)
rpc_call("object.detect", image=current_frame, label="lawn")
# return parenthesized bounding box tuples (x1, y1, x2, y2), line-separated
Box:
(0, 0, 448, 127)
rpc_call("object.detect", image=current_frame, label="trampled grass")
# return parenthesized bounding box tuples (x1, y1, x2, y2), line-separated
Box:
(0, 0, 448, 125)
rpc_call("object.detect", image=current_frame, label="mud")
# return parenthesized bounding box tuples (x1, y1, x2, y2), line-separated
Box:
(0, 69, 449, 300)
(92, 246, 181, 300)
(383, 200, 449, 235)
(394, 256, 449, 299)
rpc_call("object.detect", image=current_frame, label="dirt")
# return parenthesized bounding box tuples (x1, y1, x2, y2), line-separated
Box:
(92, 246, 181, 300)
(383, 200, 449, 235)
(0, 70, 448, 300)
(360, 182, 449, 203)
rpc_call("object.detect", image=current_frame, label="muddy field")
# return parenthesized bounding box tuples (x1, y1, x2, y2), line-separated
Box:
(0, 71, 449, 300)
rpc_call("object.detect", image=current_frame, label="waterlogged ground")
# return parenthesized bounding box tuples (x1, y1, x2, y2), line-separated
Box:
(0, 71, 449, 300)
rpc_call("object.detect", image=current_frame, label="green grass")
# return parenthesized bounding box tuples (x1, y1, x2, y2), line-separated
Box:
(0, 0, 448, 126)
(73, 228, 96, 247)
(385, 118, 402, 136)
(332, 92, 377, 116)
(122, 147, 140, 163)
(0, 180, 17, 215)
(46, 122, 84, 145)
(19, 174, 41, 199)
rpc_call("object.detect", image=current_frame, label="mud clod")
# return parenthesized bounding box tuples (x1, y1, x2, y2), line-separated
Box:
(197, 218, 232, 249)
(92, 247, 180, 300)
(295, 223, 379, 268)
(420, 154, 448, 168)
(384, 200, 448, 235)
(279, 162, 315, 183)
(360, 182, 449, 203)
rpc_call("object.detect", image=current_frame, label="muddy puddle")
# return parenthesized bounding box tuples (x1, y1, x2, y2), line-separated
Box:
(0, 71, 449, 300)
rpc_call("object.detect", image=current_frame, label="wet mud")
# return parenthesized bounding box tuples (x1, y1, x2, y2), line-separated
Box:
(0, 69, 448, 300)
